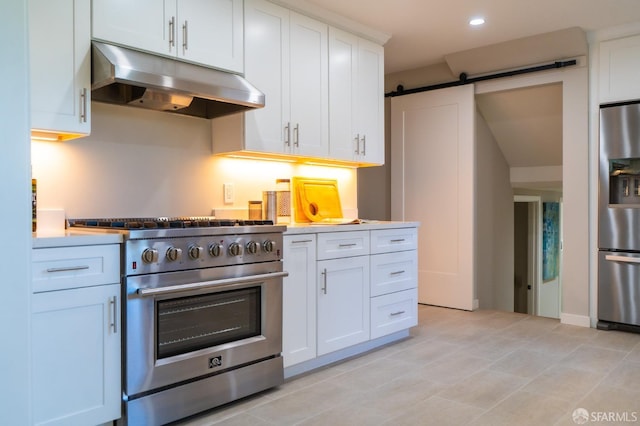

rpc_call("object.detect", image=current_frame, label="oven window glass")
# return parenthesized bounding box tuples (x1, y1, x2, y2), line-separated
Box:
(156, 287, 261, 359)
(610, 158, 640, 205)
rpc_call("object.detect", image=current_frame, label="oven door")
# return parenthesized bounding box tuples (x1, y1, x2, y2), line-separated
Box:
(125, 262, 286, 398)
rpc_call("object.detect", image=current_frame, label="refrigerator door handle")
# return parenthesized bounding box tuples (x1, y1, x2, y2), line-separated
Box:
(605, 254, 640, 264)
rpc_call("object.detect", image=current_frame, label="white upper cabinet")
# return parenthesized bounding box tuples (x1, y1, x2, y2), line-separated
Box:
(329, 27, 384, 164)
(29, 0, 91, 139)
(92, 0, 243, 73)
(288, 12, 329, 158)
(599, 34, 640, 104)
(213, 0, 328, 157)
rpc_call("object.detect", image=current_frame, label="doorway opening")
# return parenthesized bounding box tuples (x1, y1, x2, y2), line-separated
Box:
(513, 196, 540, 315)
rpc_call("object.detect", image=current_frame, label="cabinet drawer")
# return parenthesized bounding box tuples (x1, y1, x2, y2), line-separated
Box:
(370, 250, 417, 297)
(32, 245, 120, 293)
(317, 231, 370, 260)
(370, 289, 417, 339)
(370, 228, 417, 254)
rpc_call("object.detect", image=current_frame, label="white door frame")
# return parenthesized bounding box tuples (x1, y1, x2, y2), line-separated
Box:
(514, 195, 542, 315)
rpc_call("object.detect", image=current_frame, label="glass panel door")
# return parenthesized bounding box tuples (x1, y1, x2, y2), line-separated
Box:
(156, 287, 261, 359)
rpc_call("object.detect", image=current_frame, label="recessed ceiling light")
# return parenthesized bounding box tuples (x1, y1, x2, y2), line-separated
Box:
(469, 17, 485, 26)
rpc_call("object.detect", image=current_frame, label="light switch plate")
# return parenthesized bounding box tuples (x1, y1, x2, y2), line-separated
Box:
(223, 183, 234, 204)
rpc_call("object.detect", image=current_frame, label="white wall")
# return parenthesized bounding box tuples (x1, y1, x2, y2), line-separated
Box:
(475, 110, 514, 310)
(0, 0, 32, 423)
(32, 102, 358, 219)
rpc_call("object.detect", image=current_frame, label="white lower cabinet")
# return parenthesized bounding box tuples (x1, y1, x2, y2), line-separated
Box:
(282, 226, 417, 371)
(370, 288, 417, 339)
(317, 255, 370, 355)
(369, 228, 418, 339)
(282, 235, 317, 367)
(31, 245, 121, 426)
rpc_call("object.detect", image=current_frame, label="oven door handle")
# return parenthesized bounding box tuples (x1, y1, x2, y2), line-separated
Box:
(136, 271, 289, 297)
(605, 254, 640, 264)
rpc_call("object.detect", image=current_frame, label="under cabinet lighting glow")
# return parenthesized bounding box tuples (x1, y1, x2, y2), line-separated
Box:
(469, 17, 485, 26)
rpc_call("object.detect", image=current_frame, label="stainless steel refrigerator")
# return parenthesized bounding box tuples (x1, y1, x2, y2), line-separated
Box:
(598, 101, 640, 331)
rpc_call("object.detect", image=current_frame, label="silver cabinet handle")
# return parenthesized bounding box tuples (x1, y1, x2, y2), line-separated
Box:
(80, 88, 87, 123)
(137, 271, 289, 296)
(354, 133, 360, 154)
(321, 268, 327, 294)
(338, 243, 357, 248)
(109, 296, 118, 333)
(169, 16, 175, 49)
(390, 310, 406, 316)
(390, 238, 406, 243)
(390, 270, 406, 276)
(284, 122, 290, 146)
(45, 265, 90, 273)
(361, 134, 366, 155)
(182, 20, 188, 51)
(293, 123, 299, 147)
(605, 254, 640, 264)
(292, 239, 313, 244)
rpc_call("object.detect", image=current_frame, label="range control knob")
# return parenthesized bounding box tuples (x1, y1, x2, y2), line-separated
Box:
(228, 242, 242, 257)
(246, 240, 259, 254)
(141, 248, 159, 264)
(263, 240, 276, 253)
(166, 247, 182, 262)
(208, 243, 222, 257)
(188, 245, 203, 260)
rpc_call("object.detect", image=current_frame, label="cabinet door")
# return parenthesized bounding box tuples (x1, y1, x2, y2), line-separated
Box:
(30, 0, 90, 136)
(243, 0, 290, 153)
(289, 12, 329, 158)
(32, 284, 121, 426)
(328, 29, 384, 164)
(357, 38, 385, 164)
(282, 235, 317, 367)
(177, 0, 243, 72)
(328, 27, 359, 161)
(599, 34, 640, 103)
(317, 256, 370, 355)
(91, 0, 173, 57)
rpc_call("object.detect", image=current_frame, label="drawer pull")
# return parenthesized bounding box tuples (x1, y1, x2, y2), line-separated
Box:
(390, 270, 406, 276)
(338, 243, 357, 248)
(390, 238, 406, 243)
(45, 265, 90, 273)
(109, 296, 118, 333)
(292, 239, 313, 244)
(605, 254, 640, 264)
(390, 310, 406, 316)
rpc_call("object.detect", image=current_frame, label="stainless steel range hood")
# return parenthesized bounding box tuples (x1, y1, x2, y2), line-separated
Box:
(91, 41, 265, 119)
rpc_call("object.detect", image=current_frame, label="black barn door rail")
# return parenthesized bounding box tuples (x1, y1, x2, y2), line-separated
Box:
(385, 59, 578, 98)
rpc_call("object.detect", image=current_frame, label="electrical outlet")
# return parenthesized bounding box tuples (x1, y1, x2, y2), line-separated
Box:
(223, 183, 234, 204)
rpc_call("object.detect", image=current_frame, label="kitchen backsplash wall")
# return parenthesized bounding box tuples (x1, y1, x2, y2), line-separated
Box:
(31, 102, 357, 219)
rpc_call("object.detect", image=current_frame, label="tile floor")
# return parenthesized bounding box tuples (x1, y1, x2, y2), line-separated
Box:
(178, 305, 640, 425)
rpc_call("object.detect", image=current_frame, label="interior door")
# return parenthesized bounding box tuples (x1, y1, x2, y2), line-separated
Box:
(390, 85, 475, 310)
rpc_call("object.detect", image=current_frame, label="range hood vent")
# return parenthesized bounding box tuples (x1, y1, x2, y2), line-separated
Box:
(91, 41, 265, 119)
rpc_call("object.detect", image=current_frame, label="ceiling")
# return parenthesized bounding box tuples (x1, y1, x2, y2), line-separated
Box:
(306, 0, 640, 190)
(307, 0, 640, 74)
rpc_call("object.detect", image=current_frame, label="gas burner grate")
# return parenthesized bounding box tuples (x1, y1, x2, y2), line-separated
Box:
(68, 217, 274, 229)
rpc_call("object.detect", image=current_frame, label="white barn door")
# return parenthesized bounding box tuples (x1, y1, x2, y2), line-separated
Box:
(391, 85, 475, 310)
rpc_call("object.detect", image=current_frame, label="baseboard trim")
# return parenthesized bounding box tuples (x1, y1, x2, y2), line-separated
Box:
(560, 312, 591, 328)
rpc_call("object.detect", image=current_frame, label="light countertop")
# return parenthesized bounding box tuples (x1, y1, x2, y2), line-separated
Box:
(283, 220, 420, 235)
(33, 229, 123, 248)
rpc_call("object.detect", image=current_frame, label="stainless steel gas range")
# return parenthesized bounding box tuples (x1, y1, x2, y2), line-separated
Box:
(68, 217, 287, 426)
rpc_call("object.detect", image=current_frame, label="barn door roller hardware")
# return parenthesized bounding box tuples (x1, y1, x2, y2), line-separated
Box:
(385, 59, 577, 98)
